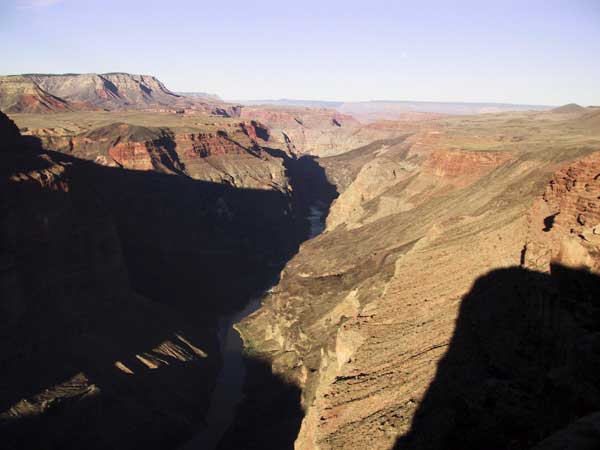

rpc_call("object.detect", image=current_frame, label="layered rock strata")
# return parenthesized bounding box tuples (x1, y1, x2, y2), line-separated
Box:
(0, 73, 241, 116)
(239, 106, 414, 157)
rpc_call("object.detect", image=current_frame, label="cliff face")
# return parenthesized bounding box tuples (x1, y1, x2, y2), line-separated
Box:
(0, 73, 241, 116)
(236, 111, 600, 450)
(320, 129, 514, 230)
(239, 106, 411, 157)
(0, 76, 73, 113)
(525, 151, 600, 273)
(20, 119, 290, 191)
(30, 73, 180, 107)
(0, 118, 215, 449)
(0, 110, 308, 450)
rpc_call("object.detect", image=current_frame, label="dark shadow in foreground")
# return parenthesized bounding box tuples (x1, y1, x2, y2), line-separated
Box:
(0, 133, 336, 450)
(394, 264, 600, 450)
(216, 357, 304, 450)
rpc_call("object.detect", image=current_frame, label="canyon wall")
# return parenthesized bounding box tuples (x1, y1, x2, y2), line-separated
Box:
(239, 106, 415, 157)
(24, 119, 290, 190)
(0, 110, 309, 450)
(237, 110, 600, 449)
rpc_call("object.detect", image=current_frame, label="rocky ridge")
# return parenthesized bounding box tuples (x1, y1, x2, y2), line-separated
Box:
(0, 73, 241, 117)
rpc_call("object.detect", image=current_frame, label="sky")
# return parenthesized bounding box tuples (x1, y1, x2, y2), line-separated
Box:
(1, 0, 599, 105)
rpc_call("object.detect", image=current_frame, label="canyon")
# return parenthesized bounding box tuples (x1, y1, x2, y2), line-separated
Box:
(235, 105, 600, 450)
(1, 73, 600, 450)
(0, 105, 318, 449)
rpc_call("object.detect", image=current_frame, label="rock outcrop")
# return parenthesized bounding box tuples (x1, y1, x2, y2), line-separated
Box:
(0, 116, 215, 448)
(525, 151, 600, 272)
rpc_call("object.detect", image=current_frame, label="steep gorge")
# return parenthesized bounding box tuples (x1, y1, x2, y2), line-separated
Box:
(0, 110, 334, 449)
(4, 105, 600, 450)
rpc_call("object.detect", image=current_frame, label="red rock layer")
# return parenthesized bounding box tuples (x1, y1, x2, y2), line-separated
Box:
(17, 94, 72, 112)
(240, 120, 270, 141)
(108, 142, 155, 169)
(176, 132, 252, 158)
(239, 106, 381, 156)
(525, 151, 600, 272)
(422, 149, 513, 187)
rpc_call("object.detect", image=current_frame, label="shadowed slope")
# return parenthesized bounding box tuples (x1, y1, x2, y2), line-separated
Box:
(395, 265, 600, 449)
(0, 110, 334, 449)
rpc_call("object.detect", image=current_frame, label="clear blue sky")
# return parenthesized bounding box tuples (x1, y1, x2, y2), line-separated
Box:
(1, 0, 599, 105)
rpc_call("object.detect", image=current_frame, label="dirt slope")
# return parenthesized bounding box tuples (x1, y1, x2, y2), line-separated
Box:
(237, 110, 600, 450)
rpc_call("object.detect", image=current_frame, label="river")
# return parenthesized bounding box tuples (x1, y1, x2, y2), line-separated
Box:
(182, 200, 327, 450)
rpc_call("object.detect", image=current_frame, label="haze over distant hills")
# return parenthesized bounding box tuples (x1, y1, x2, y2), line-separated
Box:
(0, 72, 555, 125)
(177, 92, 224, 102)
(238, 98, 553, 122)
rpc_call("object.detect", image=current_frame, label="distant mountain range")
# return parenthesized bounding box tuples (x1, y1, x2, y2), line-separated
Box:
(176, 92, 223, 102)
(0, 72, 557, 122)
(240, 99, 345, 109)
(238, 99, 554, 122)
